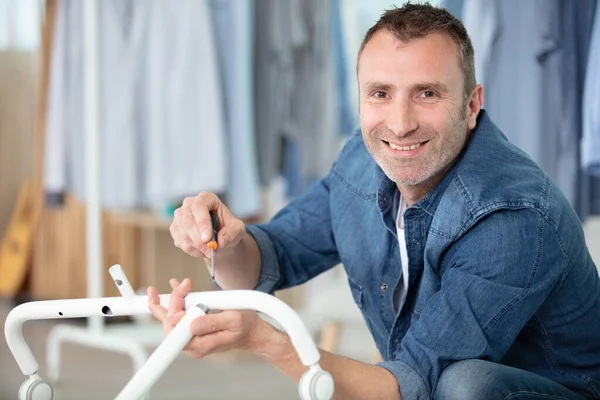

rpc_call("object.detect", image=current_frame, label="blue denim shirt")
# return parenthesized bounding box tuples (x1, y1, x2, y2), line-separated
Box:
(247, 110, 600, 399)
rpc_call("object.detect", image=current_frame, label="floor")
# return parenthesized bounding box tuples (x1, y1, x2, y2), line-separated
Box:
(0, 299, 300, 400)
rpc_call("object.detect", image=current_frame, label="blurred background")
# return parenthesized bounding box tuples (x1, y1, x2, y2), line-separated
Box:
(1, 0, 599, 399)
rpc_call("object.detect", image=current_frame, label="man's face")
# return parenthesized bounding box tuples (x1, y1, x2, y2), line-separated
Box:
(358, 30, 472, 188)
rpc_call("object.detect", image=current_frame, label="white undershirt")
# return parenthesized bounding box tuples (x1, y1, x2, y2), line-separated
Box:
(394, 194, 410, 312)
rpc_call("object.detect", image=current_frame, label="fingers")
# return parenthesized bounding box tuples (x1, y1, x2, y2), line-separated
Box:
(170, 192, 219, 257)
(148, 279, 192, 323)
(147, 286, 167, 323)
(191, 194, 245, 250)
(168, 278, 191, 317)
(170, 191, 247, 259)
(189, 311, 244, 336)
(190, 192, 222, 243)
(183, 332, 227, 359)
(177, 311, 264, 359)
(170, 215, 205, 258)
(181, 196, 204, 248)
(169, 278, 180, 290)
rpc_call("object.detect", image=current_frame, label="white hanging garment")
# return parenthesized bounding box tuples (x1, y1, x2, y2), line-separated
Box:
(142, 0, 227, 209)
(209, 0, 261, 219)
(44, 0, 83, 202)
(45, 0, 227, 210)
(97, 0, 150, 210)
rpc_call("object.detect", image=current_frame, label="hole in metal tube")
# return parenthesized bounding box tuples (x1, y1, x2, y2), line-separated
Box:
(115, 279, 123, 286)
(58, 312, 63, 316)
(102, 306, 113, 315)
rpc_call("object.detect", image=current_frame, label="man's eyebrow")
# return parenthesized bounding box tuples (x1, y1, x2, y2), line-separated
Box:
(361, 80, 451, 94)
(362, 81, 396, 93)
(411, 81, 451, 93)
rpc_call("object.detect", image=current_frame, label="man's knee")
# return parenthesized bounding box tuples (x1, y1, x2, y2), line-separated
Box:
(434, 359, 495, 400)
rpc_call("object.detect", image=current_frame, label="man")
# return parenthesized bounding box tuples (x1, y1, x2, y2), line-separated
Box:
(148, 4, 600, 399)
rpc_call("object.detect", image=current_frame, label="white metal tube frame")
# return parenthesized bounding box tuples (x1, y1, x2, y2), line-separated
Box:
(4, 267, 334, 400)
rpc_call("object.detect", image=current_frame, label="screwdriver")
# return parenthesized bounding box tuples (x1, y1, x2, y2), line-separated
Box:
(207, 211, 220, 283)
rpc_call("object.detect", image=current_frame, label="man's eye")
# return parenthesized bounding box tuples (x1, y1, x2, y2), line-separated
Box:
(373, 91, 387, 99)
(421, 90, 436, 98)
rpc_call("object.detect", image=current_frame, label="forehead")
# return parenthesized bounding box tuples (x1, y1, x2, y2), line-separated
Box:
(358, 30, 463, 88)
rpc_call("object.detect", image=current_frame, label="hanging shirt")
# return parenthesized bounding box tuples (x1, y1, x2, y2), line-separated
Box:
(98, 0, 150, 209)
(461, 0, 498, 91)
(208, 0, 261, 218)
(254, 0, 340, 195)
(583, 3, 600, 176)
(45, 0, 228, 210)
(464, 0, 600, 220)
(141, 0, 228, 209)
(44, 0, 70, 201)
(288, 0, 339, 186)
(560, 0, 600, 219)
(464, 1, 570, 205)
(44, 0, 85, 205)
(332, 0, 356, 137)
(253, 0, 299, 187)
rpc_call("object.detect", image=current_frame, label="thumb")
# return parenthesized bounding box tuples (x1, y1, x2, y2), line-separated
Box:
(217, 210, 246, 249)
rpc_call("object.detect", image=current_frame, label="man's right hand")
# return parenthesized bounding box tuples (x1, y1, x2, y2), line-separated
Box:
(170, 192, 247, 259)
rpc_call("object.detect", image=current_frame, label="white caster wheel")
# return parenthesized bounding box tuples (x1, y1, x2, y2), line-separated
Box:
(299, 366, 334, 400)
(19, 378, 53, 400)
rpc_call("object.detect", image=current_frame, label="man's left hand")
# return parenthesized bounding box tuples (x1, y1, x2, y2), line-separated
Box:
(147, 278, 270, 359)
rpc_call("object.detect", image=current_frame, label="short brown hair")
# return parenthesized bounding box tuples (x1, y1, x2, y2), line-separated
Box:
(358, 2, 476, 101)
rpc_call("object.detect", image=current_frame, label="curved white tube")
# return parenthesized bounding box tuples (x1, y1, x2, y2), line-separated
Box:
(108, 264, 136, 300)
(115, 304, 208, 400)
(5, 290, 321, 377)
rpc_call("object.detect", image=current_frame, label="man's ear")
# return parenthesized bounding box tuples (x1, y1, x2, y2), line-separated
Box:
(467, 84, 483, 130)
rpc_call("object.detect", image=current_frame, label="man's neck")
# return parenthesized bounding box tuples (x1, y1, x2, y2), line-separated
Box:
(397, 184, 433, 207)
(397, 163, 455, 207)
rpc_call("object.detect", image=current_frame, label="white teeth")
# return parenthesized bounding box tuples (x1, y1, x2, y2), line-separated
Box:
(389, 142, 422, 151)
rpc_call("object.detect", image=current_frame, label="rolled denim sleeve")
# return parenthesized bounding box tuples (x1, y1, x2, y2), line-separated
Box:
(381, 208, 566, 398)
(246, 224, 282, 294)
(377, 360, 430, 400)
(246, 173, 341, 294)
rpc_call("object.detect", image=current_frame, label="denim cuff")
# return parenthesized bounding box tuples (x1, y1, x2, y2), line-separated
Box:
(245, 225, 281, 294)
(377, 360, 430, 400)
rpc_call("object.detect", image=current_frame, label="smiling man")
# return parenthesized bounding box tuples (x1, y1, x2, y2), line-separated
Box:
(149, 3, 600, 400)
(358, 26, 474, 205)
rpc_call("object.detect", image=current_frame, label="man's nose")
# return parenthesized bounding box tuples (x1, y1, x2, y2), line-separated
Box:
(387, 99, 418, 136)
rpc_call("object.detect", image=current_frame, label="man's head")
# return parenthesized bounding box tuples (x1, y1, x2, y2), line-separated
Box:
(357, 2, 483, 202)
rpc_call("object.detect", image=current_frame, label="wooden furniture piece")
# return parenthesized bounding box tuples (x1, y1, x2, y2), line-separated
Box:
(0, 0, 56, 298)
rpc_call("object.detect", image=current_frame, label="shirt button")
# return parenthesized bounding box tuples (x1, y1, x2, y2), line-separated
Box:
(381, 283, 388, 291)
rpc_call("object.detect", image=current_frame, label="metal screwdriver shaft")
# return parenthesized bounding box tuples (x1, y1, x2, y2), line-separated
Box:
(207, 211, 220, 283)
(211, 249, 215, 281)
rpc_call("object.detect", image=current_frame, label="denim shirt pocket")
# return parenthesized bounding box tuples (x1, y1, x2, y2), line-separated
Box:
(348, 276, 378, 337)
(348, 276, 365, 310)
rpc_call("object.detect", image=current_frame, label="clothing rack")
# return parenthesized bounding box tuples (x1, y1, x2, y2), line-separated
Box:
(44, 0, 163, 388)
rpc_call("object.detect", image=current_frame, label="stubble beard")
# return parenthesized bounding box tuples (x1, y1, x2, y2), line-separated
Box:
(366, 108, 469, 187)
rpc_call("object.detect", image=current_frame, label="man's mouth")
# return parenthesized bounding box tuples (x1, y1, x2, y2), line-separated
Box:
(384, 140, 429, 151)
